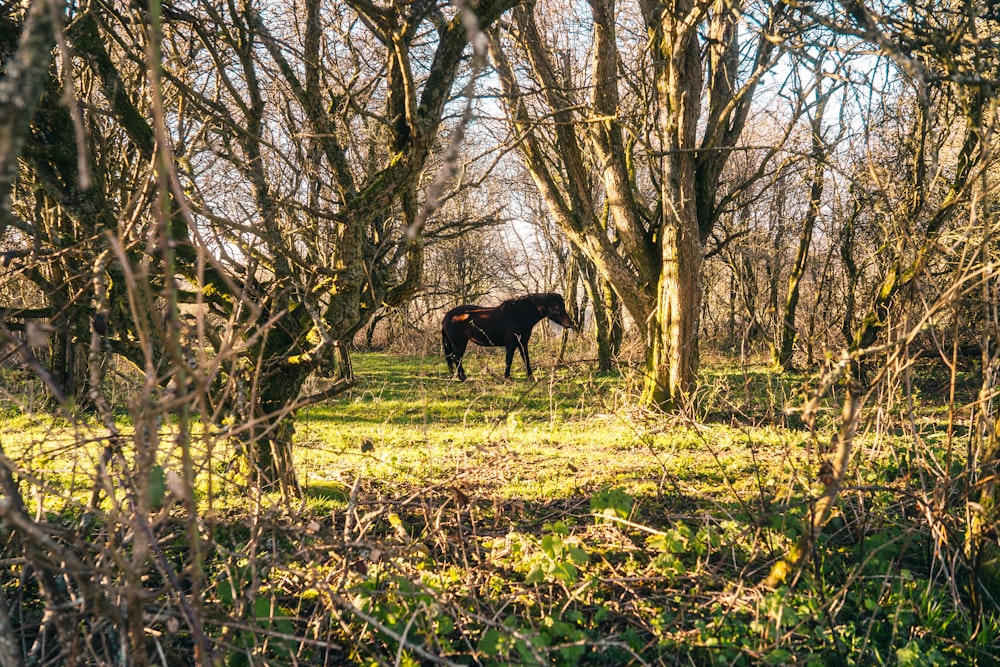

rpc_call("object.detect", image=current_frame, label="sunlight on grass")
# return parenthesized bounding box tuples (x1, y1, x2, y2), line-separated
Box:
(290, 353, 819, 512)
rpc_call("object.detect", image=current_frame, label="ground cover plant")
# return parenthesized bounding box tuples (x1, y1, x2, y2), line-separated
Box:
(1, 347, 997, 665)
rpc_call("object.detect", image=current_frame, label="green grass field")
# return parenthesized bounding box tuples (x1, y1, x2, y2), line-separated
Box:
(1, 351, 996, 665)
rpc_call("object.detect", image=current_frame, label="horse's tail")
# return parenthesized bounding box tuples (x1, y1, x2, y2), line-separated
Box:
(442, 326, 455, 373)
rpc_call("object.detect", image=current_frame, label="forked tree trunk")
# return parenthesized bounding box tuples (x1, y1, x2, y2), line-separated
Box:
(492, 0, 782, 409)
(641, 0, 704, 408)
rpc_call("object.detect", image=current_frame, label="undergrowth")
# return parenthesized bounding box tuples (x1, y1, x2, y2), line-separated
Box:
(0, 351, 997, 665)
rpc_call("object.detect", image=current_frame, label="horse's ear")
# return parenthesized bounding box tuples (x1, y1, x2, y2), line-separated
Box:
(547, 293, 563, 309)
(530, 292, 563, 312)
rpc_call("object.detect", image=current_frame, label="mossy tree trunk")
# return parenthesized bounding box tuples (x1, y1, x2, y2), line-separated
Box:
(642, 205, 703, 407)
(11, 15, 137, 410)
(641, 0, 769, 407)
(643, 0, 706, 406)
(581, 255, 622, 373)
(968, 358, 1000, 602)
(0, 0, 53, 234)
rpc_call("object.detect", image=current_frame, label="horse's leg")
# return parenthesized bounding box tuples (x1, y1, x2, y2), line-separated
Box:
(442, 330, 455, 374)
(454, 338, 468, 381)
(504, 342, 516, 379)
(519, 336, 534, 380)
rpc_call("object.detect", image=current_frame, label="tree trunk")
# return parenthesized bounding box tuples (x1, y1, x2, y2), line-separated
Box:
(49, 327, 90, 407)
(337, 342, 354, 380)
(558, 255, 581, 365)
(774, 99, 827, 370)
(641, 0, 704, 408)
(727, 247, 765, 352)
(249, 364, 309, 498)
(0, 0, 54, 236)
(840, 196, 861, 346)
(643, 217, 704, 406)
(588, 266, 623, 373)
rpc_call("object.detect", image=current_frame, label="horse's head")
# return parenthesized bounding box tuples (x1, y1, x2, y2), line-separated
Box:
(532, 293, 576, 330)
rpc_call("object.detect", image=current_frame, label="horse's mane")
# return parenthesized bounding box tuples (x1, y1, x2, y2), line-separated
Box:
(500, 293, 549, 311)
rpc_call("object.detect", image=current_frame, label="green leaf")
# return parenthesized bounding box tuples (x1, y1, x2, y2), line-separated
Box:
(593, 606, 609, 623)
(590, 487, 634, 521)
(148, 464, 167, 510)
(548, 533, 568, 559)
(552, 561, 578, 585)
(217, 581, 234, 607)
(545, 520, 570, 535)
(764, 649, 791, 665)
(896, 641, 921, 666)
(568, 545, 590, 565)
(478, 628, 503, 657)
(515, 638, 539, 664)
(254, 595, 271, 621)
(647, 534, 669, 552)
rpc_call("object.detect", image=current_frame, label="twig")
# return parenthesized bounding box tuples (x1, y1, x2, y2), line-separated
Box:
(329, 593, 463, 667)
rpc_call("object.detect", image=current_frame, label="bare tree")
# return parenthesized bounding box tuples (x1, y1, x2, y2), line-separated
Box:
(773, 58, 842, 370)
(2, 0, 522, 499)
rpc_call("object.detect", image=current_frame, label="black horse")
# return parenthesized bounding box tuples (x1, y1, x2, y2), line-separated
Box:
(441, 293, 575, 381)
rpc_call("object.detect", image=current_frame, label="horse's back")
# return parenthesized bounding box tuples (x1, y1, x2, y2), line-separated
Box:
(444, 304, 488, 317)
(443, 304, 509, 347)
(443, 304, 491, 328)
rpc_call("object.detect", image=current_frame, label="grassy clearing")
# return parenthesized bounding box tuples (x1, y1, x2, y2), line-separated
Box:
(295, 354, 811, 509)
(280, 353, 995, 665)
(1, 351, 997, 665)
